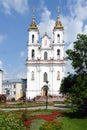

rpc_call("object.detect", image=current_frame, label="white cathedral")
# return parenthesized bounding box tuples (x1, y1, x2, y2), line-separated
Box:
(26, 11, 65, 100)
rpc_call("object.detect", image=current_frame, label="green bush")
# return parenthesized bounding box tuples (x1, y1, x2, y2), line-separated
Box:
(0, 113, 26, 130)
(22, 110, 29, 121)
(39, 121, 63, 130)
(11, 97, 15, 101)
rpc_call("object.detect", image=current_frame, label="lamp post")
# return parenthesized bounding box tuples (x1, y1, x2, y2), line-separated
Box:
(46, 81, 49, 110)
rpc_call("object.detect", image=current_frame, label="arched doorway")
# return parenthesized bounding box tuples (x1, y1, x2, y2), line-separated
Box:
(41, 85, 49, 96)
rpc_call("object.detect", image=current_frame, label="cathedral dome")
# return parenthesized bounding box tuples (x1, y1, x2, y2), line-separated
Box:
(28, 17, 39, 31)
(54, 16, 64, 30)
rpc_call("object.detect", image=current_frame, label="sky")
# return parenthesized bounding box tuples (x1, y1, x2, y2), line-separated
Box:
(0, 0, 87, 80)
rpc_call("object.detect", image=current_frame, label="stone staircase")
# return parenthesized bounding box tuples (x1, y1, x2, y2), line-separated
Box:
(34, 95, 65, 102)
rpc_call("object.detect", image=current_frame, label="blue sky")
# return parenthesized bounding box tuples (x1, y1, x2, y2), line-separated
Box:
(0, 0, 87, 79)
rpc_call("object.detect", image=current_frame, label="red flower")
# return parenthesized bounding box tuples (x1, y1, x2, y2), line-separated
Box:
(23, 111, 64, 128)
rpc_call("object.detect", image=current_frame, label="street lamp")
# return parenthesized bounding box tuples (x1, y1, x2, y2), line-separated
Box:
(46, 81, 49, 110)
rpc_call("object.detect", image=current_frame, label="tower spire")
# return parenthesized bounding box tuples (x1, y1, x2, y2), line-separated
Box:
(28, 7, 39, 31)
(53, 4, 64, 30)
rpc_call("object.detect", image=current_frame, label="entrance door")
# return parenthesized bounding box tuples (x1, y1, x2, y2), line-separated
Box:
(43, 89, 46, 96)
(42, 85, 48, 96)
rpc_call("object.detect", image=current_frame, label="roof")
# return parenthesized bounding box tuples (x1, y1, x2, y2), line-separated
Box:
(42, 32, 51, 39)
(2, 79, 27, 84)
(28, 17, 39, 31)
(54, 16, 64, 30)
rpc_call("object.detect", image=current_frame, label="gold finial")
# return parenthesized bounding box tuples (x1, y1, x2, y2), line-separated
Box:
(53, 4, 64, 30)
(28, 7, 38, 31)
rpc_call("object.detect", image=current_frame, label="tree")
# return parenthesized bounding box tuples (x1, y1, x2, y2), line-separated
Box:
(60, 74, 76, 95)
(66, 34, 87, 75)
(60, 74, 87, 106)
(60, 34, 87, 111)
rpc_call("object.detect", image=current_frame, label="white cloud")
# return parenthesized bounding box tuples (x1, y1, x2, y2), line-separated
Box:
(0, 0, 28, 14)
(38, 7, 55, 38)
(0, 34, 7, 43)
(38, 0, 87, 43)
(72, 0, 87, 21)
(62, 16, 83, 43)
(62, 0, 87, 44)
(83, 25, 87, 34)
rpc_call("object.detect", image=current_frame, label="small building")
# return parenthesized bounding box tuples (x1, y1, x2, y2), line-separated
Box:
(2, 79, 27, 100)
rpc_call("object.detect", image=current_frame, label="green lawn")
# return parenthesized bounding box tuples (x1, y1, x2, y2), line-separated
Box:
(30, 119, 46, 130)
(62, 117, 87, 130)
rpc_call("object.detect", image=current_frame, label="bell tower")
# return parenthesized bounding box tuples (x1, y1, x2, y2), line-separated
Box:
(27, 13, 39, 60)
(53, 6, 64, 60)
(26, 9, 40, 99)
(53, 16, 64, 44)
(28, 17, 39, 45)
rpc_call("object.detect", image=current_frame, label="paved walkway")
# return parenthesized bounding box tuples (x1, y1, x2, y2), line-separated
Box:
(0, 105, 70, 111)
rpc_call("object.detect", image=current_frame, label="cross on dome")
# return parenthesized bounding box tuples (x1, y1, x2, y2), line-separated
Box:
(53, 5, 64, 30)
(28, 7, 39, 31)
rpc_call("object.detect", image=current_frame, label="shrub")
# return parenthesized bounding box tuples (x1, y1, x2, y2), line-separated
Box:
(11, 97, 15, 101)
(39, 121, 63, 130)
(0, 113, 26, 130)
(22, 110, 29, 121)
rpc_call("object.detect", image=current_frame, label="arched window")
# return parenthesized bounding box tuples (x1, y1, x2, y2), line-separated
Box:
(57, 49, 60, 59)
(57, 71, 60, 80)
(31, 71, 34, 80)
(32, 34, 34, 43)
(31, 49, 35, 59)
(43, 72, 47, 82)
(44, 51, 48, 60)
(57, 34, 60, 43)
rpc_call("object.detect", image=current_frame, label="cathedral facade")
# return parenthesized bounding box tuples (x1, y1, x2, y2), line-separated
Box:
(26, 12, 65, 99)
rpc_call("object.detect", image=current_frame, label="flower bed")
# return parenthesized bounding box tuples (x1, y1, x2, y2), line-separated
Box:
(23, 111, 64, 129)
(0, 109, 64, 129)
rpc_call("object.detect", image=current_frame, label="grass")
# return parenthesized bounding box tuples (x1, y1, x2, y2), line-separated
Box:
(30, 119, 46, 130)
(29, 109, 52, 116)
(62, 117, 87, 130)
(62, 110, 87, 130)
(0, 101, 54, 108)
(0, 102, 46, 108)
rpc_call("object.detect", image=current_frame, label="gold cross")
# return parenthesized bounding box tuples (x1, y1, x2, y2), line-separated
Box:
(57, 6, 60, 16)
(32, 7, 36, 17)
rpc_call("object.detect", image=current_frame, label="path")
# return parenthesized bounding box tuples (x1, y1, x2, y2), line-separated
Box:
(0, 105, 70, 111)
